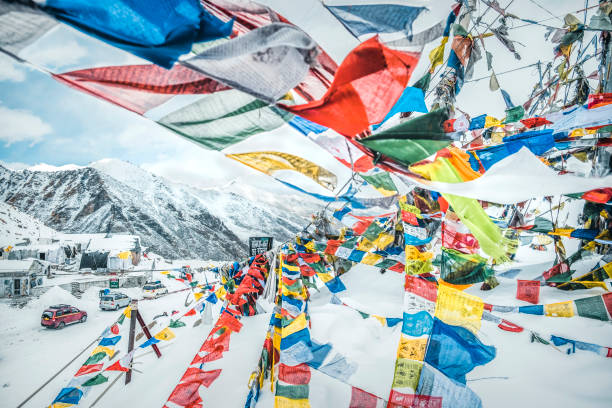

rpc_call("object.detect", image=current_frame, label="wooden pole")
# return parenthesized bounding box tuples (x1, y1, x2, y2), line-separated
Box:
(135, 309, 161, 358)
(125, 299, 137, 385)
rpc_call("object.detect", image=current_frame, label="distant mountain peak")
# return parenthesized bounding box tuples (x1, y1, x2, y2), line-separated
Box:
(0, 162, 315, 260)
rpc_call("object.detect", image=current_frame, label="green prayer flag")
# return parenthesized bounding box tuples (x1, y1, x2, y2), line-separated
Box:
(504, 105, 524, 123)
(392, 359, 422, 389)
(82, 373, 109, 387)
(428, 158, 517, 263)
(360, 172, 397, 195)
(358, 109, 452, 166)
(358, 311, 370, 319)
(84, 352, 107, 366)
(574, 296, 610, 321)
(117, 314, 125, 325)
(440, 249, 494, 284)
(362, 222, 384, 242)
(169, 319, 187, 328)
(275, 383, 309, 400)
(158, 90, 293, 151)
(413, 72, 432, 92)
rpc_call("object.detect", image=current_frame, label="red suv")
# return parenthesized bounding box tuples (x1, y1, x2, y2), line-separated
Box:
(41, 304, 87, 329)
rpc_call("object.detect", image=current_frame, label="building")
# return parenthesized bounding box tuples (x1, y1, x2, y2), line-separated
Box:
(0, 260, 48, 297)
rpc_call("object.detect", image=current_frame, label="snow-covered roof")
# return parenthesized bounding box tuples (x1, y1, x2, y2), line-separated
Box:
(85, 234, 140, 252)
(0, 259, 35, 271)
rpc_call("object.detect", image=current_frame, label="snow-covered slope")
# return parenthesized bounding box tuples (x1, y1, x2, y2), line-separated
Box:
(0, 201, 57, 247)
(0, 161, 318, 260)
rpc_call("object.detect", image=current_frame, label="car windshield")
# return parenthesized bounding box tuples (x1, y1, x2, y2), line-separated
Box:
(101, 296, 114, 301)
(143, 285, 155, 290)
(42, 311, 53, 319)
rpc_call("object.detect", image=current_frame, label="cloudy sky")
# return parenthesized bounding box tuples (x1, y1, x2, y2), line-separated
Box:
(0, 0, 599, 195)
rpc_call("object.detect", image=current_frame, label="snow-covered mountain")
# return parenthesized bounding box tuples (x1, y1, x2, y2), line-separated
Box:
(0, 160, 318, 260)
(0, 201, 58, 247)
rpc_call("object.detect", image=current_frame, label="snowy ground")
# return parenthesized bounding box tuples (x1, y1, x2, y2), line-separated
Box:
(1, 244, 611, 408)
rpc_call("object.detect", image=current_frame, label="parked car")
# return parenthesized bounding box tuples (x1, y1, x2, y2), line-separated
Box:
(41, 304, 87, 329)
(100, 292, 131, 311)
(142, 281, 168, 299)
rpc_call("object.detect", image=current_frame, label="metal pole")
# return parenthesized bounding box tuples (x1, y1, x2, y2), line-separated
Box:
(125, 299, 138, 385)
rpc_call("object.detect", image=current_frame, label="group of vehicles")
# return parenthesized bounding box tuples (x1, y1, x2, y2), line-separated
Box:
(40, 280, 169, 329)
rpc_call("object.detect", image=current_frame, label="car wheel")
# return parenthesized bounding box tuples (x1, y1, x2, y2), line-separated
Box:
(80, 315, 87, 323)
(115, 305, 119, 311)
(57, 321, 65, 329)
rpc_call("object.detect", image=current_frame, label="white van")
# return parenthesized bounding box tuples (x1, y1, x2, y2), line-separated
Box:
(100, 292, 131, 311)
(142, 281, 168, 299)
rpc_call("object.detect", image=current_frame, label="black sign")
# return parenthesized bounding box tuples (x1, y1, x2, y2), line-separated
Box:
(249, 237, 273, 256)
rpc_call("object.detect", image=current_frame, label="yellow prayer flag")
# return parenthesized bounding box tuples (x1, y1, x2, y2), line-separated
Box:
(226, 151, 337, 191)
(123, 306, 131, 319)
(50, 403, 74, 408)
(548, 228, 574, 237)
(91, 345, 115, 358)
(361, 252, 383, 265)
(373, 233, 394, 250)
(154, 327, 176, 341)
(215, 287, 227, 301)
(391, 359, 422, 390)
(282, 313, 308, 338)
(316, 272, 333, 283)
(160, 271, 170, 275)
(304, 241, 316, 252)
(358, 238, 376, 252)
(117, 251, 130, 260)
(484, 116, 502, 128)
(603, 262, 612, 278)
(428, 37, 449, 72)
(544, 301, 575, 318)
(397, 336, 428, 361)
(373, 315, 387, 326)
(274, 396, 310, 408)
(434, 284, 483, 333)
(194, 292, 204, 301)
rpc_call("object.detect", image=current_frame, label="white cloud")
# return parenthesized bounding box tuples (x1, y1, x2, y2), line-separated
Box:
(0, 105, 52, 146)
(0, 160, 30, 171)
(20, 39, 88, 71)
(0, 55, 26, 82)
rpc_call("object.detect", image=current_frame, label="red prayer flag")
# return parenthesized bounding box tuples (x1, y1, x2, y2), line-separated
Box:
(166, 380, 203, 408)
(389, 262, 406, 273)
(388, 390, 442, 408)
(405, 275, 437, 302)
(516, 280, 540, 304)
(442, 221, 479, 254)
(184, 308, 197, 317)
(587, 93, 612, 109)
(520, 117, 552, 128)
(281, 36, 419, 137)
(582, 188, 612, 204)
(180, 368, 222, 388)
(105, 359, 130, 372)
(297, 253, 321, 264)
(349, 386, 378, 408)
(216, 312, 243, 333)
(53, 64, 230, 115)
(75, 363, 103, 377)
(278, 363, 311, 385)
(602, 293, 612, 318)
(110, 324, 120, 335)
(498, 319, 524, 333)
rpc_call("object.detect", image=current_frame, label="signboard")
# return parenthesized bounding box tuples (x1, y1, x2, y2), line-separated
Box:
(249, 237, 273, 256)
(109, 278, 120, 288)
